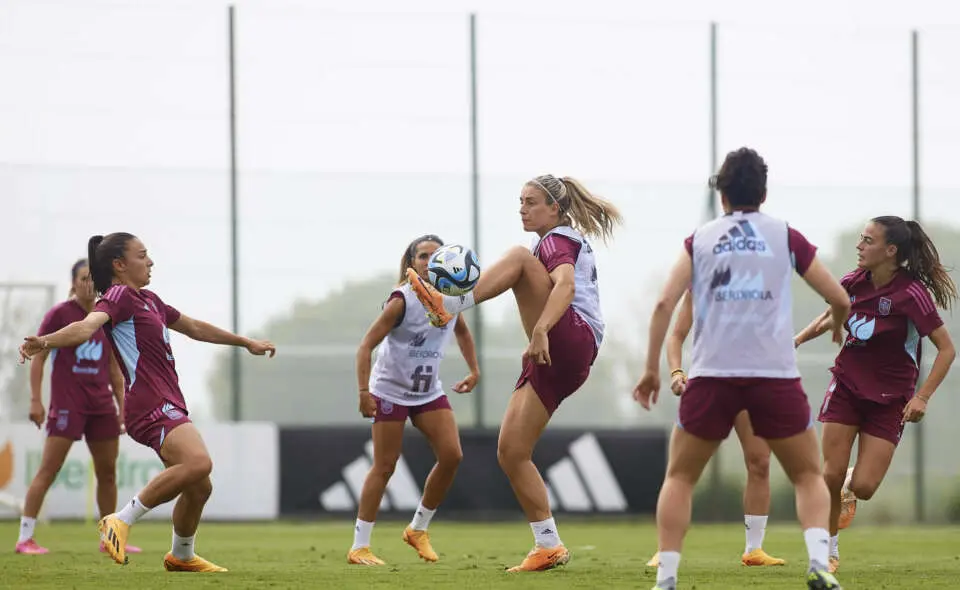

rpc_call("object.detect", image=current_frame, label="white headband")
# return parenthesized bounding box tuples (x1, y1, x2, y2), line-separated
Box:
(531, 177, 568, 212)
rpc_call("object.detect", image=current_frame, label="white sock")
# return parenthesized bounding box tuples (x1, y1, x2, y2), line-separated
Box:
(116, 496, 151, 526)
(410, 503, 436, 531)
(657, 550, 681, 585)
(352, 519, 374, 551)
(829, 534, 840, 558)
(171, 529, 195, 560)
(744, 514, 768, 553)
(443, 292, 475, 314)
(18, 516, 36, 543)
(530, 517, 562, 549)
(803, 527, 830, 569)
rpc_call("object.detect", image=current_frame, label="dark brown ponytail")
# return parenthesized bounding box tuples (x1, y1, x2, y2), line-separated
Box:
(904, 220, 957, 310)
(872, 216, 957, 310)
(88, 233, 136, 296)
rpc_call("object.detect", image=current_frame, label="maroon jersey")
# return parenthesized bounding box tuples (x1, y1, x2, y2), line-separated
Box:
(831, 268, 943, 403)
(533, 226, 604, 346)
(94, 285, 187, 424)
(536, 232, 580, 271)
(38, 300, 115, 414)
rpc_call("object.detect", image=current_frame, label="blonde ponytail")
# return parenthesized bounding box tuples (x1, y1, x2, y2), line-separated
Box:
(559, 177, 622, 242)
(527, 174, 623, 242)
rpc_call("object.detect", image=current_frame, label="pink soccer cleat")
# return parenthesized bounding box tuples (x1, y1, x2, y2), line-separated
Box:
(15, 539, 50, 554)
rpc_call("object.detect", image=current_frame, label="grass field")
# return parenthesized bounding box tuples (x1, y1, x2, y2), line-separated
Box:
(1, 520, 958, 589)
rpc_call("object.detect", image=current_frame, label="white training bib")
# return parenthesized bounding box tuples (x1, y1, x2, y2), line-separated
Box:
(369, 283, 458, 406)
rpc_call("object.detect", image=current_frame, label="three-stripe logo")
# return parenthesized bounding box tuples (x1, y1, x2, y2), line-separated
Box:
(319, 440, 421, 511)
(712, 219, 771, 258)
(544, 433, 628, 512)
(317, 433, 629, 513)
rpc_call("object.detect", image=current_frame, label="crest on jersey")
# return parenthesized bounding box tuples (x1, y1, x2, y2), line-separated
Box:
(878, 297, 892, 316)
(56, 410, 69, 431)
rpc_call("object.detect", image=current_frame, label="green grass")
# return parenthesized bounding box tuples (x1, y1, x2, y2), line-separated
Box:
(1, 520, 959, 589)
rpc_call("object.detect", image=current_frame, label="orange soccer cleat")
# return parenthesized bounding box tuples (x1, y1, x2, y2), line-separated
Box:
(402, 527, 438, 562)
(97, 514, 130, 565)
(506, 544, 570, 572)
(406, 268, 454, 327)
(838, 467, 857, 530)
(163, 552, 228, 572)
(347, 546, 386, 566)
(742, 548, 786, 566)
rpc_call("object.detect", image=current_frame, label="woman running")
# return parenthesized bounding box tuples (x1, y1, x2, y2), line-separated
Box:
(646, 288, 784, 568)
(348, 234, 480, 566)
(407, 174, 622, 572)
(633, 147, 850, 590)
(15, 259, 141, 556)
(19, 232, 275, 572)
(795, 216, 956, 573)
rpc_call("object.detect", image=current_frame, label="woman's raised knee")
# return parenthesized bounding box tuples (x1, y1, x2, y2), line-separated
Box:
(506, 244, 534, 260)
(849, 478, 880, 501)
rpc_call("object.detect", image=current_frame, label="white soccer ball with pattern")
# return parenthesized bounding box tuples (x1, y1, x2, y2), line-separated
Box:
(427, 245, 481, 296)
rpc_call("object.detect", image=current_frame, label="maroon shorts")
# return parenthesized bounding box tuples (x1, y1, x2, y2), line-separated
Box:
(45, 408, 120, 442)
(125, 402, 192, 457)
(678, 377, 813, 441)
(818, 377, 906, 446)
(514, 307, 598, 416)
(373, 394, 452, 423)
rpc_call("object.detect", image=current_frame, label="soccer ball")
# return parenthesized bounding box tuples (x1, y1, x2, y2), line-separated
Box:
(427, 245, 481, 296)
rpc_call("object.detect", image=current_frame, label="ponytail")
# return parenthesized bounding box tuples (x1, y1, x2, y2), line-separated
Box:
(88, 236, 108, 295)
(904, 220, 958, 310)
(527, 175, 623, 243)
(872, 216, 957, 310)
(87, 232, 136, 296)
(559, 177, 623, 243)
